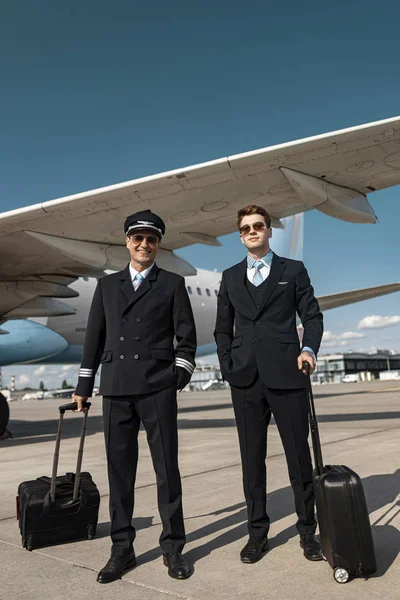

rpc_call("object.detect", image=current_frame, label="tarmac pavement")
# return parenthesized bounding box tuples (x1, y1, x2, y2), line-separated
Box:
(1, 380, 399, 599)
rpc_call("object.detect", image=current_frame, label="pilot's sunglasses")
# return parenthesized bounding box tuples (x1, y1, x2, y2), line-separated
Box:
(129, 234, 159, 245)
(239, 221, 266, 235)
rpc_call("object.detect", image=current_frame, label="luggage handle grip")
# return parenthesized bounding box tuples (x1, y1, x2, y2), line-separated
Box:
(59, 401, 91, 414)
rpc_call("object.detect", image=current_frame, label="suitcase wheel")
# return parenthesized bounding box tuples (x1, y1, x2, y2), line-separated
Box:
(333, 568, 350, 584)
(26, 536, 33, 552)
(86, 524, 96, 540)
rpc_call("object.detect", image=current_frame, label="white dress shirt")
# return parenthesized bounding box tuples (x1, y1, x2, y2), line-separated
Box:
(129, 262, 155, 288)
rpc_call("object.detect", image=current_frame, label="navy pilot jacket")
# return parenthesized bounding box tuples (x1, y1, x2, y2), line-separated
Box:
(75, 263, 197, 397)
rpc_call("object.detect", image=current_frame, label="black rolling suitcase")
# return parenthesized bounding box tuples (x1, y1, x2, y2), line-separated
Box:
(305, 365, 377, 583)
(17, 401, 100, 551)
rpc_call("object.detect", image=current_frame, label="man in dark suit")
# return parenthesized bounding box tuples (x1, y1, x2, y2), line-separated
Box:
(73, 209, 196, 583)
(214, 204, 324, 564)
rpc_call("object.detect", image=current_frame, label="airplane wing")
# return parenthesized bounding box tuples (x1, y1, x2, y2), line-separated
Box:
(317, 282, 400, 312)
(1, 116, 400, 319)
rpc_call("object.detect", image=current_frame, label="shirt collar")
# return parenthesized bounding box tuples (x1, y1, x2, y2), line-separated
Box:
(129, 262, 155, 281)
(247, 250, 273, 269)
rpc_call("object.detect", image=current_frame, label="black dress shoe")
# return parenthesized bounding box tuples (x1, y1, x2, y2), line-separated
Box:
(240, 536, 269, 563)
(163, 552, 191, 579)
(300, 534, 323, 561)
(97, 552, 136, 584)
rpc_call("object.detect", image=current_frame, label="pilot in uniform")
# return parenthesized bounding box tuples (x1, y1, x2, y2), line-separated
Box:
(73, 210, 196, 583)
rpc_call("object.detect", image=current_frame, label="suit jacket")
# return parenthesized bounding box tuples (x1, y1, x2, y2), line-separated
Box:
(214, 253, 323, 389)
(75, 263, 197, 397)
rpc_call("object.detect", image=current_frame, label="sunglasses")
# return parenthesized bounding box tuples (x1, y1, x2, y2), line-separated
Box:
(239, 221, 267, 235)
(128, 234, 160, 245)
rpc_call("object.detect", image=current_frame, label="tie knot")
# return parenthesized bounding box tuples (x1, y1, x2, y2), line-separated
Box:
(253, 261, 263, 271)
(135, 273, 144, 282)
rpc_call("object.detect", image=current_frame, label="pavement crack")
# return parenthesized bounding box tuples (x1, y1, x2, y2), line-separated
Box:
(2, 424, 399, 521)
(0, 539, 196, 599)
(134, 424, 400, 490)
(123, 579, 195, 599)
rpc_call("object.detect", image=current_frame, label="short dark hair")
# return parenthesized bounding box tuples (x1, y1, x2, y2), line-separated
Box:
(237, 205, 271, 230)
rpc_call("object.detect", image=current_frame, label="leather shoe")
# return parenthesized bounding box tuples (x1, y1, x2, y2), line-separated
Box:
(240, 536, 269, 563)
(300, 534, 323, 561)
(163, 552, 191, 579)
(97, 552, 136, 584)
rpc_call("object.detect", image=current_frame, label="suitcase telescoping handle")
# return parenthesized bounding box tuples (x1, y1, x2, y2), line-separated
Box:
(50, 401, 91, 503)
(303, 362, 324, 476)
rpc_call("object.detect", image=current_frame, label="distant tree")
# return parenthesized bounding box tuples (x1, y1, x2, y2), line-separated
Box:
(39, 381, 46, 392)
(61, 379, 70, 389)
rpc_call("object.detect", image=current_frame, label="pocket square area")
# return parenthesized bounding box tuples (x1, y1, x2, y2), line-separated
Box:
(278, 281, 288, 285)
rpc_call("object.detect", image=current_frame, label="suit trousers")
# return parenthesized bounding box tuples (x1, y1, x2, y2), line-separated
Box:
(103, 384, 185, 556)
(231, 376, 316, 539)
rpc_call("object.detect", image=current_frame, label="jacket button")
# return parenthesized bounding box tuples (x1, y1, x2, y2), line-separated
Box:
(120, 336, 125, 341)
(136, 318, 141, 323)
(135, 336, 140, 341)
(134, 354, 139, 359)
(122, 318, 127, 323)
(256, 321, 260, 324)
(120, 354, 125, 360)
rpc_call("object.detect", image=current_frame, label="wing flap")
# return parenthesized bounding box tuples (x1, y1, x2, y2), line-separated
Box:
(5, 297, 77, 318)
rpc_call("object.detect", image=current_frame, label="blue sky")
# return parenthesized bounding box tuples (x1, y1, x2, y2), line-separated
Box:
(1, 1, 400, 388)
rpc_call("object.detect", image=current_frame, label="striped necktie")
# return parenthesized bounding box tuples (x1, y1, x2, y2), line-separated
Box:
(252, 261, 264, 287)
(133, 272, 144, 291)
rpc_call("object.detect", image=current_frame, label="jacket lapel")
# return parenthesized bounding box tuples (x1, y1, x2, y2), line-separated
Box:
(120, 264, 134, 301)
(255, 253, 286, 318)
(120, 263, 159, 315)
(234, 258, 257, 319)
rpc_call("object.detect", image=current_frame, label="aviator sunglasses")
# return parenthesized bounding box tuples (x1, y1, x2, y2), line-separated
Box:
(239, 221, 267, 235)
(128, 233, 160, 245)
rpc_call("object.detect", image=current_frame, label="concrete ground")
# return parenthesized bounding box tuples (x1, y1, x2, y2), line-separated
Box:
(1, 380, 399, 600)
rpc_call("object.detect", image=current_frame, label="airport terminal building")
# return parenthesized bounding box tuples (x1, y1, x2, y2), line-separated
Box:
(314, 350, 400, 383)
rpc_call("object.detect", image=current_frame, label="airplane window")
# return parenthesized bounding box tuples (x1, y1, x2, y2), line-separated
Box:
(187, 286, 192, 294)
(205, 288, 211, 296)
(196, 287, 202, 295)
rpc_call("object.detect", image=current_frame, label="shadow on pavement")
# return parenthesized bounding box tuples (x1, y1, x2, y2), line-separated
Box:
(135, 485, 303, 566)
(3, 415, 105, 447)
(132, 469, 400, 577)
(4, 409, 400, 446)
(179, 403, 233, 414)
(95, 516, 155, 540)
(371, 520, 400, 578)
(177, 411, 400, 430)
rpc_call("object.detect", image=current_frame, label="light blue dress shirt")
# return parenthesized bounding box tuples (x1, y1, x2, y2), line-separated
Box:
(129, 262, 155, 288)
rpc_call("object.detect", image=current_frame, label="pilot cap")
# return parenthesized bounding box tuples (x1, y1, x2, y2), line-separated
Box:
(124, 209, 166, 239)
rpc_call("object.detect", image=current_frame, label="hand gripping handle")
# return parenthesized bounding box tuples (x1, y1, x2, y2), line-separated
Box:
(58, 401, 91, 413)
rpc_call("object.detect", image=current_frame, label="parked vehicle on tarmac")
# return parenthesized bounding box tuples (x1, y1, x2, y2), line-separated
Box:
(342, 374, 359, 383)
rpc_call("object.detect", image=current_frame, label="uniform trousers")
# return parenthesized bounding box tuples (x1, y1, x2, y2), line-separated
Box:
(231, 376, 316, 539)
(102, 384, 185, 556)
